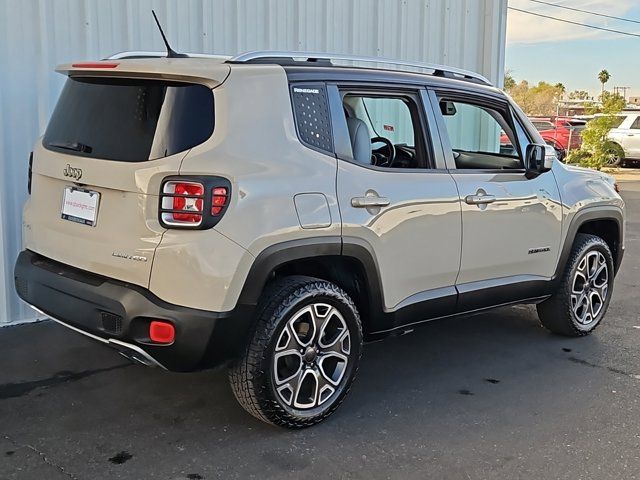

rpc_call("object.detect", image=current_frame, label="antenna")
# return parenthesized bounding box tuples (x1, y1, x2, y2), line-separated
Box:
(151, 10, 186, 58)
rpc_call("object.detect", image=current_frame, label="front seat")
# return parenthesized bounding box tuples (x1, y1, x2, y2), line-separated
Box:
(346, 117, 372, 165)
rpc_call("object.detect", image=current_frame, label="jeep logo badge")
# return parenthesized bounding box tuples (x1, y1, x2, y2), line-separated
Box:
(63, 164, 82, 180)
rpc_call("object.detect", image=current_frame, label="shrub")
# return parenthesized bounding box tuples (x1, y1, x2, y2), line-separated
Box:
(567, 92, 625, 170)
(564, 149, 591, 165)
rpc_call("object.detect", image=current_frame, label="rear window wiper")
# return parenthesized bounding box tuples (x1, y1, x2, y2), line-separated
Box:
(48, 141, 93, 153)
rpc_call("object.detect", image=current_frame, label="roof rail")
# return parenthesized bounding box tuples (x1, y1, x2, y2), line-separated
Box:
(106, 51, 231, 60)
(229, 50, 491, 85)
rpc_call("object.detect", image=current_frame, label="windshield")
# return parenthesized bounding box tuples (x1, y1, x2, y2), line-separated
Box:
(43, 77, 214, 162)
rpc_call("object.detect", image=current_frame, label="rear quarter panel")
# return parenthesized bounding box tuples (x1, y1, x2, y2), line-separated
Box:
(150, 65, 341, 312)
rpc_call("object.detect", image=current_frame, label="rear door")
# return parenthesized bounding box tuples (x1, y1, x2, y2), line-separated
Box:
(429, 90, 562, 310)
(621, 115, 640, 158)
(330, 84, 462, 332)
(24, 73, 220, 287)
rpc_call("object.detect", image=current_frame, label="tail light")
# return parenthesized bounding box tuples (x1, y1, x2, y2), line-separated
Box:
(28, 152, 33, 194)
(71, 62, 119, 69)
(162, 181, 204, 225)
(159, 176, 231, 229)
(211, 187, 229, 215)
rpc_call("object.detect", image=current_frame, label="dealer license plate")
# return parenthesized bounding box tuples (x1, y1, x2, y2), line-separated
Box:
(61, 187, 100, 227)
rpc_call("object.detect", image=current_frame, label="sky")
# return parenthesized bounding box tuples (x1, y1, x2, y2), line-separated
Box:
(506, 0, 640, 98)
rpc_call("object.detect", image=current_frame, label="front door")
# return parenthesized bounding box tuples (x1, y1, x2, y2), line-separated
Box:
(330, 85, 462, 332)
(430, 91, 562, 310)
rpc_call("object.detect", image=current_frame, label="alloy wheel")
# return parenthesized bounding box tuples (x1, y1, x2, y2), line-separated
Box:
(571, 250, 609, 326)
(273, 303, 351, 409)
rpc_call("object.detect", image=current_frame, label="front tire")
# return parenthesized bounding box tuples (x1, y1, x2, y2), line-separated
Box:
(229, 276, 363, 428)
(537, 234, 614, 336)
(605, 142, 625, 167)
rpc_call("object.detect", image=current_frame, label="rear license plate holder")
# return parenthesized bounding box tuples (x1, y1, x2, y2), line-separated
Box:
(61, 187, 100, 227)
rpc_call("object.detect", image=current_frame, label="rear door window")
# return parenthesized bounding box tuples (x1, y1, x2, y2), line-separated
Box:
(43, 77, 214, 162)
(339, 91, 431, 169)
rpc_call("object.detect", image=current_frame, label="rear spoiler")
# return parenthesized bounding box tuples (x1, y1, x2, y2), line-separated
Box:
(56, 58, 231, 88)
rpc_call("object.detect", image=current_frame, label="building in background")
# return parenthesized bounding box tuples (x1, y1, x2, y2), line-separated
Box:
(0, 0, 508, 325)
(628, 97, 640, 108)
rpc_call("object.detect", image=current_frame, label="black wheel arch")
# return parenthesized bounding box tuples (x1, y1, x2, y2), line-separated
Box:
(236, 236, 385, 335)
(553, 207, 624, 282)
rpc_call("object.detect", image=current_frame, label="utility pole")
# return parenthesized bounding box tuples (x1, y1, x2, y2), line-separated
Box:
(613, 86, 630, 101)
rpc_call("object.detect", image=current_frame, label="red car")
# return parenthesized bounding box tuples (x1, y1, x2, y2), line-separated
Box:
(529, 117, 585, 160)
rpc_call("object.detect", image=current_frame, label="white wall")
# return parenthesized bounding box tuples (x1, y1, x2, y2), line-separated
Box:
(0, 0, 507, 324)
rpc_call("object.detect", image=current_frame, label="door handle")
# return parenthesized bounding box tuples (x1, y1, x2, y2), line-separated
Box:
(351, 196, 391, 208)
(465, 194, 496, 205)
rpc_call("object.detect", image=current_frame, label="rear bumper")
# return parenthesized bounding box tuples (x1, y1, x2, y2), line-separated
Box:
(14, 250, 253, 371)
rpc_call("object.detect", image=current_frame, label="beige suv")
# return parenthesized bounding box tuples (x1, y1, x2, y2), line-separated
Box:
(14, 51, 625, 428)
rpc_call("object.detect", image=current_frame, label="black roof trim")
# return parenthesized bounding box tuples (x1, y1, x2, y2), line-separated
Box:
(282, 65, 502, 95)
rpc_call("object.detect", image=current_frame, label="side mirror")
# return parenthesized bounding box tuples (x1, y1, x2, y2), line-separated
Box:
(525, 144, 552, 176)
(543, 144, 556, 170)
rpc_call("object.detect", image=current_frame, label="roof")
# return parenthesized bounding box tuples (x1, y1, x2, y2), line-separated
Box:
(56, 50, 498, 93)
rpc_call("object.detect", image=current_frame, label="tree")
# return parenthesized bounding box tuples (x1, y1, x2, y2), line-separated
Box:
(596, 91, 626, 113)
(569, 90, 591, 100)
(505, 80, 565, 116)
(504, 72, 516, 90)
(598, 69, 610, 94)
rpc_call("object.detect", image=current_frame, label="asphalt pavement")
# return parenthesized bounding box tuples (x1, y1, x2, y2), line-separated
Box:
(1, 182, 639, 480)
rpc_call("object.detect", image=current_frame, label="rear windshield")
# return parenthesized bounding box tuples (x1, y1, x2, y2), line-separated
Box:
(43, 77, 214, 162)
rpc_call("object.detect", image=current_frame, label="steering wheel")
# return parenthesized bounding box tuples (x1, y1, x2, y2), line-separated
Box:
(371, 136, 396, 167)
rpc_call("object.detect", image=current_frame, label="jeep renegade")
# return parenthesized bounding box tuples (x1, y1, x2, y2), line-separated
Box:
(14, 51, 625, 428)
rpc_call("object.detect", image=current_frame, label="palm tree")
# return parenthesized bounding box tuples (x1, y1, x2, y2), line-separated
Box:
(598, 69, 611, 94)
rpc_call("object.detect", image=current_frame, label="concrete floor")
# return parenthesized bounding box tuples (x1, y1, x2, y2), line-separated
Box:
(1, 182, 639, 479)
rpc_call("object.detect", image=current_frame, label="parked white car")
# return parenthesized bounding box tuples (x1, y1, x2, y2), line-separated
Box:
(608, 112, 640, 167)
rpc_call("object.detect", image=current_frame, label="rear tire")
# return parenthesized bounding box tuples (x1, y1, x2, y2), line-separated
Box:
(537, 234, 614, 336)
(229, 276, 363, 428)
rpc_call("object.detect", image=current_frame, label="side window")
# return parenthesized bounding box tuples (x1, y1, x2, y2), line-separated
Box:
(438, 99, 523, 170)
(631, 116, 640, 130)
(610, 116, 626, 129)
(340, 92, 429, 169)
(360, 97, 414, 146)
(290, 84, 334, 155)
